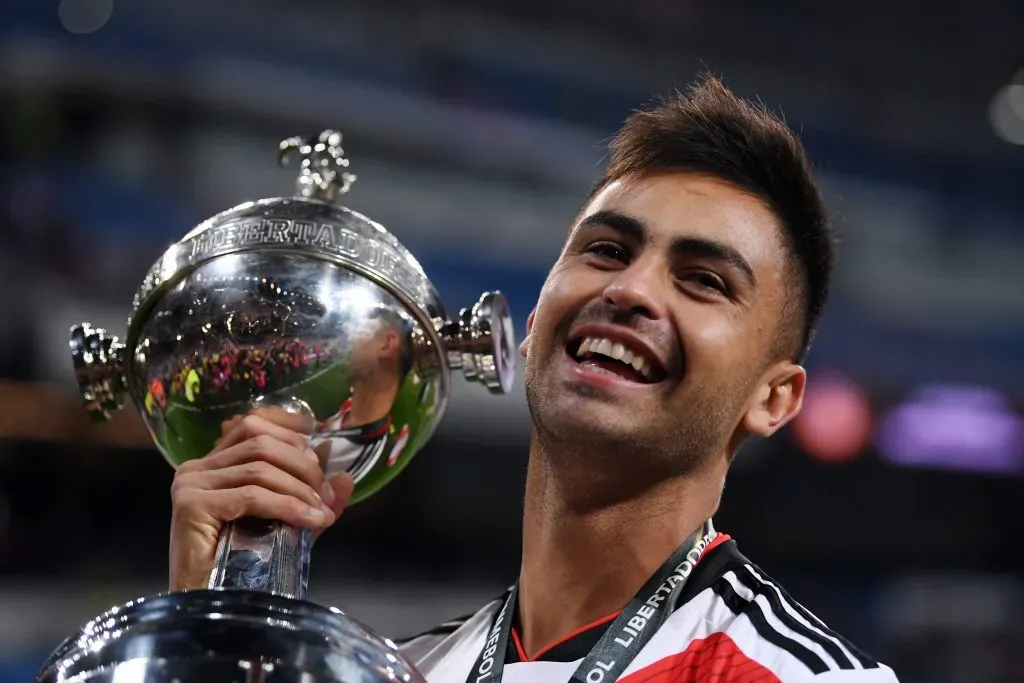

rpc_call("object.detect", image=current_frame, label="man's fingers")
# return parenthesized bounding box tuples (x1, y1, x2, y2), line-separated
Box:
(213, 413, 311, 454)
(169, 410, 350, 593)
(203, 486, 336, 529)
(179, 462, 327, 511)
(192, 433, 326, 493)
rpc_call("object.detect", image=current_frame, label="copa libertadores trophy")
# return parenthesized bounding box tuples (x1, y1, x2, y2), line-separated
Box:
(38, 131, 516, 683)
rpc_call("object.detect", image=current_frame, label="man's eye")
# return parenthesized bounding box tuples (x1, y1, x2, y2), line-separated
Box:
(683, 271, 728, 294)
(586, 242, 629, 262)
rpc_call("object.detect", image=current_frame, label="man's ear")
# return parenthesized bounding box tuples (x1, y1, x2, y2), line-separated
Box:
(519, 309, 536, 358)
(741, 362, 807, 438)
(381, 331, 399, 358)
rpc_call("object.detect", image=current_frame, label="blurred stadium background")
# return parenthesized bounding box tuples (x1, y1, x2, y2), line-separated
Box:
(1, 1, 1023, 681)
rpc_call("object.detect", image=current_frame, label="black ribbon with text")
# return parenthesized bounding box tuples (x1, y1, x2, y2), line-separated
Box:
(464, 520, 717, 683)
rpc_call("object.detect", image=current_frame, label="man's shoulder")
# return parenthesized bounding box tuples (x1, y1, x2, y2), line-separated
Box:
(655, 540, 899, 682)
(394, 593, 505, 669)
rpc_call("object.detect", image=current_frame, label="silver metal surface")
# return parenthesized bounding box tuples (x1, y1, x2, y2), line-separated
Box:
(68, 128, 515, 503)
(125, 252, 446, 502)
(52, 130, 517, 682)
(36, 590, 427, 683)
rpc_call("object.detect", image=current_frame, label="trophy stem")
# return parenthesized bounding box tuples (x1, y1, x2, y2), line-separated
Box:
(208, 518, 313, 599)
(207, 396, 317, 599)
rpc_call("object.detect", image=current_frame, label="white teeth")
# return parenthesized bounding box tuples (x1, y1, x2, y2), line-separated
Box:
(574, 336, 657, 380)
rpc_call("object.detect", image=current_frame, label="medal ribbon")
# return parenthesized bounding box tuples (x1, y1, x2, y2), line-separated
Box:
(465, 520, 717, 683)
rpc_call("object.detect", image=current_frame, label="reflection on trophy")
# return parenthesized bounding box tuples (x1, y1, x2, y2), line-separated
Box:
(311, 305, 416, 482)
(38, 131, 516, 682)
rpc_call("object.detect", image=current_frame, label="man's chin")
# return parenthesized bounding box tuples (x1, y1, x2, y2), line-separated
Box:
(535, 401, 652, 449)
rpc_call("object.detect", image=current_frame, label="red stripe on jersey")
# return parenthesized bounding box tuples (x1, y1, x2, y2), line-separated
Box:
(513, 610, 623, 661)
(703, 533, 731, 555)
(362, 416, 392, 439)
(618, 632, 780, 683)
(511, 627, 529, 662)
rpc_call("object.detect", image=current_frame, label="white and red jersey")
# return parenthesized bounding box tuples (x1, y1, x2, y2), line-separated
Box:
(311, 398, 391, 481)
(397, 536, 899, 683)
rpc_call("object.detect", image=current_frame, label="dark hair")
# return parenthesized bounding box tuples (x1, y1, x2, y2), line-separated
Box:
(368, 306, 415, 379)
(590, 74, 833, 363)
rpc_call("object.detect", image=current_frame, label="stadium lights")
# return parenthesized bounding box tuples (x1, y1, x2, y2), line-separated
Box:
(790, 371, 873, 464)
(989, 69, 1024, 145)
(58, 0, 113, 35)
(876, 384, 1024, 475)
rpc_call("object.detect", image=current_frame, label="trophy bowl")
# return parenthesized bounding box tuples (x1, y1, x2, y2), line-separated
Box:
(36, 591, 425, 683)
(38, 131, 516, 682)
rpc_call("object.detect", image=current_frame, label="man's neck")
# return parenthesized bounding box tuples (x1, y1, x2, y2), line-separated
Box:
(516, 435, 725, 660)
(347, 377, 398, 427)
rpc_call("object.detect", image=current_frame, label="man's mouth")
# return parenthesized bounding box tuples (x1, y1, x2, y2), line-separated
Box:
(565, 336, 667, 384)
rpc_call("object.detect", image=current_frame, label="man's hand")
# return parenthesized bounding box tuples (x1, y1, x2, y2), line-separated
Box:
(169, 411, 354, 592)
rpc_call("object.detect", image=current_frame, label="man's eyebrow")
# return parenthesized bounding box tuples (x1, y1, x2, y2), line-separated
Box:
(671, 236, 756, 288)
(576, 210, 756, 287)
(576, 210, 647, 241)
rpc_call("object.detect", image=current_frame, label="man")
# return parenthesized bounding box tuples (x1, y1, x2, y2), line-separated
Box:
(168, 75, 899, 682)
(310, 305, 413, 480)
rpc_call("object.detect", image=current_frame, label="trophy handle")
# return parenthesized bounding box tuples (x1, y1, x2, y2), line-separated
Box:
(69, 323, 127, 421)
(444, 291, 517, 395)
(207, 396, 317, 599)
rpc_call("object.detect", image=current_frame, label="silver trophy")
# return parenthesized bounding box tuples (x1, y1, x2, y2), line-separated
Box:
(37, 131, 516, 682)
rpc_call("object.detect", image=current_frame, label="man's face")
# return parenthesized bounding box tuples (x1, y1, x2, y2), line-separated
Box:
(349, 322, 400, 382)
(522, 173, 803, 470)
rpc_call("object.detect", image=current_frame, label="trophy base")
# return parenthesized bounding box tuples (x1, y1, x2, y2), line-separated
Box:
(37, 589, 424, 683)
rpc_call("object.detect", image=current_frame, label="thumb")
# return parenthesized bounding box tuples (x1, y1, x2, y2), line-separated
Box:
(326, 473, 355, 518)
(312, 473, 355, 544)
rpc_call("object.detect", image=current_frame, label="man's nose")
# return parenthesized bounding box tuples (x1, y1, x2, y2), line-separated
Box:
(601, 258, 666, 320)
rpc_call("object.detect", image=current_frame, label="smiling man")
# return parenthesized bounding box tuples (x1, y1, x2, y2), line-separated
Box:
(168, 75, 899, 682)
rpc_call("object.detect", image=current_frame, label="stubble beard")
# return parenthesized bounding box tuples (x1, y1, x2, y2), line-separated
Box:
(524, 363, 734, 484)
